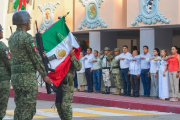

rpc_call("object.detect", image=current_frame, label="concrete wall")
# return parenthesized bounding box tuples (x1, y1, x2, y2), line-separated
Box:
(117, 39, 139, 53)
(155, 29, 173, 54)
(173, 35, 180, 48)
(100, 31, 117, 51)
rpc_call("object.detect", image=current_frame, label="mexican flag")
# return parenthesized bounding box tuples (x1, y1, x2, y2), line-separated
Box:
(41, 17, 80, 87)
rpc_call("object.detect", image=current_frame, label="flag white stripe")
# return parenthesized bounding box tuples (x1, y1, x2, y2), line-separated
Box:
(46, 32, 79, 70)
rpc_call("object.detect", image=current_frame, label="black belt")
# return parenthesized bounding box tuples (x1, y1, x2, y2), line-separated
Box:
(121, 68, 129, 70)
(112, 67, 120, 69)
(141, 69, 149, 71)
(102, 67, 110, 69)
(85, 68, 91, 70)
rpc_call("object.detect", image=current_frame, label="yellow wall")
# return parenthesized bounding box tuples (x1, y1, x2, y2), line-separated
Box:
(5, 0, 74, 38)
(74, 0, 128, 31)
(4, 0, 180, 38)
(127, 0, 179, 27)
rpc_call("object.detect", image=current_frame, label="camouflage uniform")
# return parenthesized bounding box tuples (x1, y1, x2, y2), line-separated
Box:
(100, 47, 113, 94)
(8, 28, 47, 120)
(111, 48, 123, 95)
(56, 56, 81, 120)
(0, 41, 11, 120)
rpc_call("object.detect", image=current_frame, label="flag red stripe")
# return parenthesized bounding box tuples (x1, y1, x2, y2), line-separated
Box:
(18, 0, 23, 11)
(48, 47, 80, 87)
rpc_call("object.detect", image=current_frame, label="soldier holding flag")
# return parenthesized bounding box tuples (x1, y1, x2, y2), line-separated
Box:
(41, 14, 81, 119)
(8, 10, 52, 119)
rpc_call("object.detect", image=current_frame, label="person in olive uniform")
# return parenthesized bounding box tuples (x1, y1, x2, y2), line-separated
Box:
(55, 49, 81, 120)
(110, 48, 123, 95)
(0, 24, 11, 120)
(8, 11, 52, 120)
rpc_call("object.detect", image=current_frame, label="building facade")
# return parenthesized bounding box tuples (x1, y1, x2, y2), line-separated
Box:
(1, 0, 180, 96)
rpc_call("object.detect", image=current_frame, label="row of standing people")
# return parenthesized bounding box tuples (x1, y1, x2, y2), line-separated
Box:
(76, 47, 122, 95)
(75, 45, 180, 102)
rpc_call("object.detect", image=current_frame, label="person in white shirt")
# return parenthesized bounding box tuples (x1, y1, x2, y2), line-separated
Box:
(116, 45, 132, 96)
(147, 48, 161, 99)
(128, 50, 141, 97)
(84, 47, 94, 92)
(77, 52, 87, 92)
(139, 46, 153, 97)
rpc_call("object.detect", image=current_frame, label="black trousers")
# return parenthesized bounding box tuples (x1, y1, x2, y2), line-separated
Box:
(131, 75, 140, 96)
(85, 68, 93, 92)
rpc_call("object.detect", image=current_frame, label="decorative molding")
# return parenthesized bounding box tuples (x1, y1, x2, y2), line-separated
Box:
(132, 0, 170, 26)
(38, 2, 60, 32)
(78, 0, 107, 30)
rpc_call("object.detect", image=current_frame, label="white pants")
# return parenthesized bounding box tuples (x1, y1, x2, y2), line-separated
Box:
(102, 69, 111, 87)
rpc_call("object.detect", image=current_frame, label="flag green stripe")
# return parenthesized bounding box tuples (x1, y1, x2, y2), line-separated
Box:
(41, 17, 70, 53)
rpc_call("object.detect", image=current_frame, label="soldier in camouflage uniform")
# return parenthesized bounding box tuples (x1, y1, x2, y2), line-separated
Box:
(0, 24, 11, 120)
(110, 48, 123, 95)
(100, 47, 113, 94)
(8, 11, 52, 120)
(56, 49, 81, 120)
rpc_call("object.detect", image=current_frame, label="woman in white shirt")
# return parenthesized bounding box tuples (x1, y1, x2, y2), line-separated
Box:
(155, 49, 169, 101)
(147, 48, 161, 99)
(77, 52, 87, 92)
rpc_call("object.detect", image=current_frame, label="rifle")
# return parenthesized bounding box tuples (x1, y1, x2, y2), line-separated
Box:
(35, 20, 57, 94)
(10, 26, 13, 34)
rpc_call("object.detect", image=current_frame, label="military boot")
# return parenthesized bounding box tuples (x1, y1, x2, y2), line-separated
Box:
(112, 89, 121, 95)
(107, 87, 110, 94)
(102, 87, 108, 94)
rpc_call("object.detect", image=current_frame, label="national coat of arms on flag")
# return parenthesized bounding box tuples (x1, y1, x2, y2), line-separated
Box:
(41, 17, 80, 87)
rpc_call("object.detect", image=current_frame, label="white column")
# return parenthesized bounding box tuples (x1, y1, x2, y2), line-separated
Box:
(140, 28, 155, 54)
(89, 31, 101, 52)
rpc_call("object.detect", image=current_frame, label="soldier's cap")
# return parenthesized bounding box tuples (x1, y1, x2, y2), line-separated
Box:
(104, 47, 110, 51)
(114, 48, 120, 52)
(13, 10, 32, 25)
(0, 24, 3, 31)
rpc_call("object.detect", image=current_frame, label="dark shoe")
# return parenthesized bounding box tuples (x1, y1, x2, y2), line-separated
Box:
(126, 94, 131, 96)
(134, 95, 140, 97)
(152, 96, 158, 99)
(144, 95, 150, 98)
(96, 91, 101, 93)
(102, 91, 109, 94)
(130, 94, 135, 97)
(107, 87, 110, 94)
(120, 93, 127, 96)
(102, 87, 108, 94)
(88, 91, 93, 93)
